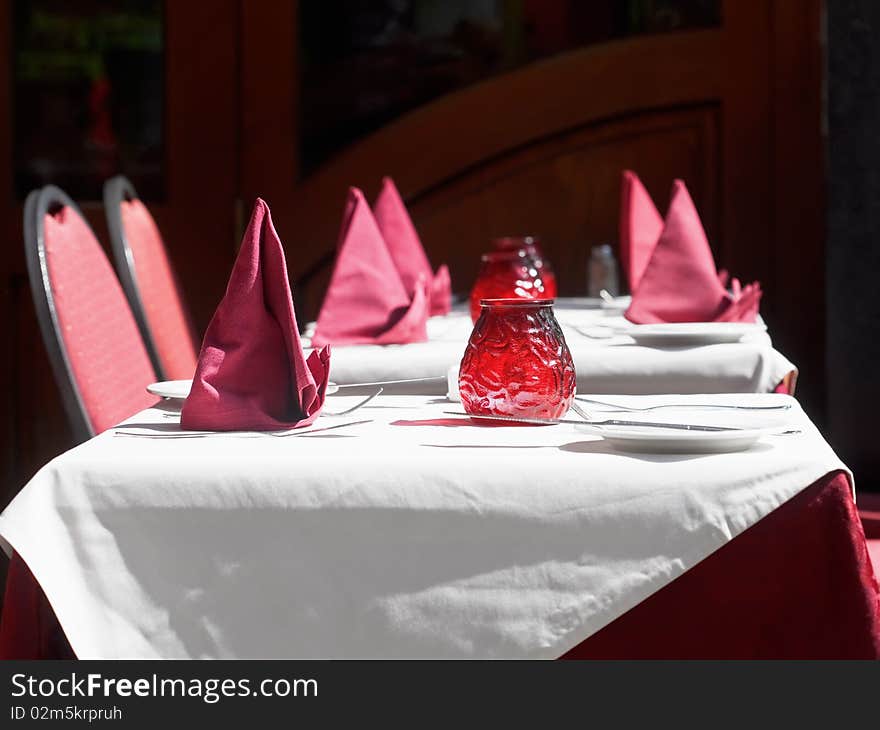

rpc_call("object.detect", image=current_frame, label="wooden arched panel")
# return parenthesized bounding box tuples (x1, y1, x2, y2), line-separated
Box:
(250, 28, 723, 314)
(293, 105, 719, 313)
(411, 106, 719, 299)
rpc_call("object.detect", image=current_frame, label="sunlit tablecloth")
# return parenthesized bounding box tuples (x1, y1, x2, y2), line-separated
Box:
(0, 392, 846, 658)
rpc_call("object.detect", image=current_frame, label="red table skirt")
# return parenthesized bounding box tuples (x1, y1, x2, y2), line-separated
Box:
(564, 471, 880, 658)
(1, 471, 878, 660)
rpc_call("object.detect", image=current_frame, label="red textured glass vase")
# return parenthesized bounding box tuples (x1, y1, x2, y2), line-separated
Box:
(493, 236, 558, 300)
(469, 249, 544, 322)
(459, 298, 576, 421)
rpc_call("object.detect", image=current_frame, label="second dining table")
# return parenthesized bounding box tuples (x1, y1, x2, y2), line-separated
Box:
(307, 298, 797, 397)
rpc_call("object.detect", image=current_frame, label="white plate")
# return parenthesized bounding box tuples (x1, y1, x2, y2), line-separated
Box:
(616, 321, 766, 346)
(147, 379, 339, 400)
(575, 422, 776, 454)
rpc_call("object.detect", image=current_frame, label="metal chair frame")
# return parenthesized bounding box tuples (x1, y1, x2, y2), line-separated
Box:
(23, 185, 98, 441)
(103, 175, 165, 378)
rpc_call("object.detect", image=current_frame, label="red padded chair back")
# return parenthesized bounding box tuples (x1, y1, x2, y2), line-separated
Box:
(104, 176, 199, 380)
(24, 186, 157, 439)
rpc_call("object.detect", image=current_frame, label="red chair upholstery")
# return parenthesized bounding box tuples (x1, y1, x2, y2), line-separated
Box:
(104, 176, 199, 381)
(24, 186, 157, 439)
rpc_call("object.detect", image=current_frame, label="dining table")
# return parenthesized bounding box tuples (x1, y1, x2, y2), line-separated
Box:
(1, 391, 877, 659)
(308, 299, 798, 397)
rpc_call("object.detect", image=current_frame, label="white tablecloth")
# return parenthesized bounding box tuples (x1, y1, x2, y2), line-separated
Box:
(310, 304, 796, 395)
(0, 393, 846, 659)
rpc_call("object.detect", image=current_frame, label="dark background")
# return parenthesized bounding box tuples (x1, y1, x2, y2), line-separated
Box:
(827, 0, 880, 488)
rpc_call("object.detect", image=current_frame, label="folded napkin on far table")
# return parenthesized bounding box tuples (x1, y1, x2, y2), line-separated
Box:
(625, 180, 762, 324)
(374, 176, 451, 316)
(312, 187, 429, 346)
(619, 170, 664, 293)
(181, 199, 331, 431)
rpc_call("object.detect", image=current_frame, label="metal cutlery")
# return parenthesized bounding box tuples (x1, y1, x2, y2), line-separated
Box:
(569, 401, 595, 423)
(114, 430, 261, 439)
(114, 419, 373, 439)
(264, 419, 373, 436)
(443, 410, 742, 432)
(323, 388, 383, 416)
(157, 388, 383, 419)
(574, 396, 792, 413)
(565, 325, 617, 339)
(334, 376, 447, 389)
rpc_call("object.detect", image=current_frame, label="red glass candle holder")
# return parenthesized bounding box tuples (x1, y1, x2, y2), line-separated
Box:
(459, 298, 576, 421)
(469, 249, 544, 322)
(493, 236, 558, 299)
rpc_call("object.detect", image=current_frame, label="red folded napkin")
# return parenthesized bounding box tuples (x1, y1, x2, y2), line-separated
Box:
(625, 180, 762, 324)
(182, 199, 331, 431)
(374, 176, 451, 315)
(312, 187, 429, 346)
(619, 170, 664, 292)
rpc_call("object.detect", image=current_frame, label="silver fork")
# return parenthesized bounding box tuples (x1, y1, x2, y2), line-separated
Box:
(570, 401, 595, 423)
(323, 387, 383, 416)
(575, 396, 791, 413)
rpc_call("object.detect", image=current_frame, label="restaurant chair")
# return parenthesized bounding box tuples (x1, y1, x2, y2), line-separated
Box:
(23, 185, 158, 441)
(103, 175, 199, 380)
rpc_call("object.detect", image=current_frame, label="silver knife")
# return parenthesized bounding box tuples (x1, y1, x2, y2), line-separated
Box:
(335, 376, 447, 389)
(443, 411, 741, 432)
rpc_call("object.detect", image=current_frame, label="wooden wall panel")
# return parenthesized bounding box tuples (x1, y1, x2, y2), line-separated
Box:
(410, 108, 719, 300)
(769, 0, 826, 424)
(0, 0, 16, 512)
(0, 2, 241, 511)
(293, 107, 719, 316)
(277, 29, 723, 316)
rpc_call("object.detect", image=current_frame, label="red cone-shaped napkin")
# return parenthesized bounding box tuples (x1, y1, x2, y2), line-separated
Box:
(312, 187, 429, 346)
(620, 170, 664, 292)
(373, 177, 451, 316)
(182, 199, 330, 431)
(625, 180, 761, 323)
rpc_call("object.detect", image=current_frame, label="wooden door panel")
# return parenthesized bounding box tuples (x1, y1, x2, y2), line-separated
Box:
(294, 106, 719, 315)
(410, 107, 719, 298)
(275, 28, 722, 316)
(276, 30, 721, 285)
